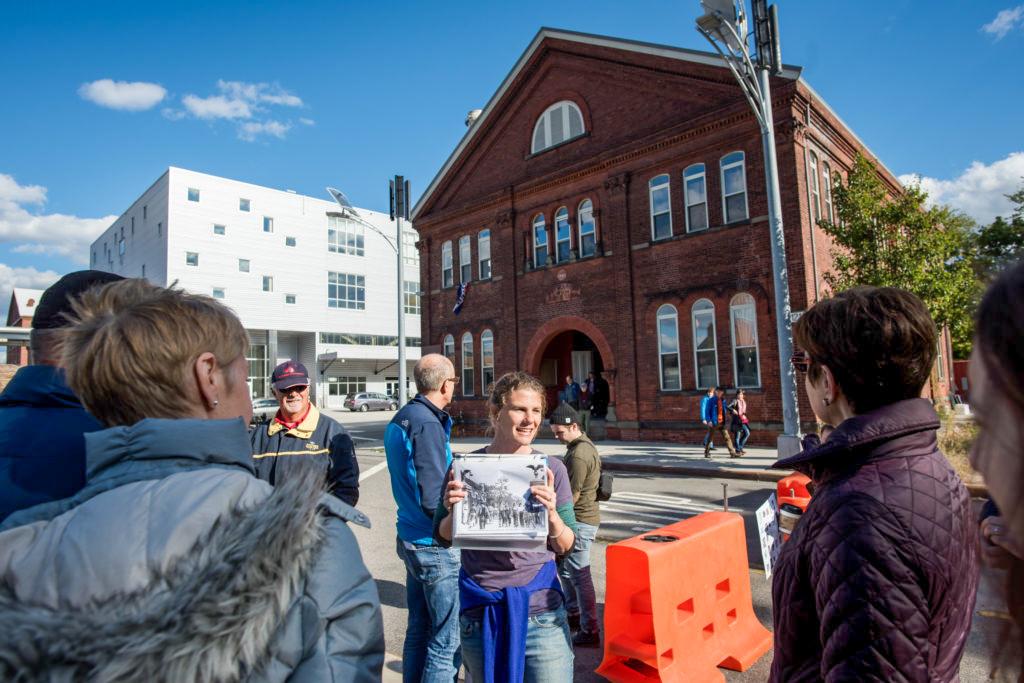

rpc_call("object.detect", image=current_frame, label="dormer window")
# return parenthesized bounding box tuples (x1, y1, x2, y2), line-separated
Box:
(531, 101, 585, 153)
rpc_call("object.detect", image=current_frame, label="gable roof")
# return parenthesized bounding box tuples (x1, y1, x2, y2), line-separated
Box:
(10, 288, 44, 322)
(412, 27, 897, 221)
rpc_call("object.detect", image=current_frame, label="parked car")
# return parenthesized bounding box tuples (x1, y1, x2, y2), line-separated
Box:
(251, 397, 279, 424)
(344, 392, 398, 412)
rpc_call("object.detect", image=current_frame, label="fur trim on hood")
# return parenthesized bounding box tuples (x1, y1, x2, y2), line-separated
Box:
(0, 464, 332, 682)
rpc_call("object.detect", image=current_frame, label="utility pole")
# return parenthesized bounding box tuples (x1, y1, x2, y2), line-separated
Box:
(696, 0, 801, 455)
(390, 176, 411, 407)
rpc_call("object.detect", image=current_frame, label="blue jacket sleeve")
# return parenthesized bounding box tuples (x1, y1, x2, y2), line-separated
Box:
(327, 427, 360, 507)
(411, 421, 449, 518)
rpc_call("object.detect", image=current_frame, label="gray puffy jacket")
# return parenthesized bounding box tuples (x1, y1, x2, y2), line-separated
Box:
(0, 417, 384, 682)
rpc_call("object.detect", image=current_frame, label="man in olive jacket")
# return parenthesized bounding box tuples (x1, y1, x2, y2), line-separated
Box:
(549, 401, 602, 647)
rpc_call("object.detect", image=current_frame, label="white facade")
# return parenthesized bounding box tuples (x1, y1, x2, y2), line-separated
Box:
(91, 167, 421, 407)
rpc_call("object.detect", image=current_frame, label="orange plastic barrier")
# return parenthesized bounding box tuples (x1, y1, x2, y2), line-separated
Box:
(597, 512, 772, 683)
(776, 473, 812, 512)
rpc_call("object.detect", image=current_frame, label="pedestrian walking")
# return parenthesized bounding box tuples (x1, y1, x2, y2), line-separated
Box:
(384, 353, 462, 682)
(969, 261, 1024, 677)
(728, 388, 750, 455)
(435, 371, 577, 682)
(0, 270, 123, 522)
(251, 360, 360, 506)
(769, 286, 978, 682)
(0, 279, 383, 682)
(703, 387, 738, 458)
(549, 401, 602, 648)
(563, 375, 581, 410)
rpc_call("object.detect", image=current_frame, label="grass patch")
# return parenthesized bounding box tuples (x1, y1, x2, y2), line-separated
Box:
(936, 407, 979, 482)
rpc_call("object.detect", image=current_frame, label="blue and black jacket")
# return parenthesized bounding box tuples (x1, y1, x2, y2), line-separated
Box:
(383, 395, 452, 545)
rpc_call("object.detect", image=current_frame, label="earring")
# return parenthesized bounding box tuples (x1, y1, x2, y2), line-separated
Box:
(823, 396, 831, 407)
(213, 400, 219, 406)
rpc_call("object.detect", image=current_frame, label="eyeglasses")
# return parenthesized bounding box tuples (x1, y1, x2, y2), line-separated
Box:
(790, 351, 812, 373)
(446, 377, 460, 386)
(280, 385, 309, 395)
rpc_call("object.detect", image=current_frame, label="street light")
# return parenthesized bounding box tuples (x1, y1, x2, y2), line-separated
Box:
(695, 0, 801, 456)
(326, 185, 409, 408)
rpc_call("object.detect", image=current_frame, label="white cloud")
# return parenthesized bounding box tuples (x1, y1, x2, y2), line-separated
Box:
(299, 117, 315, 126)
(161, 107, 186, 121)
(899, 151, 1024, 224)
(0, 263, 61, 320)
(217, 80, 303, 107)
(182, 94, 252, 120)
(0, 173, 116, 265)
(238, 120, 291, 142)
(78, 79, 167, 111)
(982, 5, 1024, 40)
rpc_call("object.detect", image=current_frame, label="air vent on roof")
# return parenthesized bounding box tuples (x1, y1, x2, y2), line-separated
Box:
(465, 109, 483, 127)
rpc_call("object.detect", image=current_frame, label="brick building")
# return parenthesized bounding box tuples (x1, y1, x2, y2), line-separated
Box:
(5, 288, 42, 366)
(412, 28, 953, 442)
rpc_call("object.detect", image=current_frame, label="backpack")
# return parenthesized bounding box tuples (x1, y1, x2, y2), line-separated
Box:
(597, 469, 614, 502)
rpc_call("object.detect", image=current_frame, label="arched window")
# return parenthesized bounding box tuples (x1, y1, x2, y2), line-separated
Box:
(649, 174, 672, 240)
(461, 332, 474, 396)
(578, 199, 596, 258)
(531, 101, 585, 153)
(822, 161, 834, 223)
(481, 329, 494, 395)
(730, 293, 760, 387)
(554, 207, 571, 263)
(683, 163, 708, 232)
(720, 152, 748, 223)
(478, 229, 492, 279)
(459, 235, 472, 283)
(532, 214, 548, 268)
(807, 151, 821, 224)
(442, 334, 455, 362)
(441, 241, 453, 288)
(657, 304, 681, 390)
(692, 298, 719, 389)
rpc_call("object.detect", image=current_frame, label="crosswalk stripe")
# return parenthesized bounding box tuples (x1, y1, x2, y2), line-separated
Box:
(599, 503, 694, 524)
(607, 491, 745, 514)
(610, 492, 694, 505)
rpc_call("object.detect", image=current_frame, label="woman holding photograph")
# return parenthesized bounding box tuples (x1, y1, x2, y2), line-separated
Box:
(435, 371, 577, 682)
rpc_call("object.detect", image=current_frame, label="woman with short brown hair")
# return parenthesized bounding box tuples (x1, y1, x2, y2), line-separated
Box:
(769, 286, 978, 681)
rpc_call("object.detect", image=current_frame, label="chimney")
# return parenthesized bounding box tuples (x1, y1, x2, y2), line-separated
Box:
(465, 109, 483, 127)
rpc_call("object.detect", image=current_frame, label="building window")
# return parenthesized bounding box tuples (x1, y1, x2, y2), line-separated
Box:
(461, 332, 474, 396)
(692, 298, 719, 389)
(143, 205, 147, 220)
(118, 238, 126, 257)
(657, 304, 681, 391)
(141, 264, 146, 277)
(442, 240, 453, 288)
(649, 174, 672, 240)
(720, 151, 748, 223)
(131, 216, 135, 234)
(478, 229, 492, 279)
(684, 163, 708, 232)
(533, 214, 548, 267)
(188, 187, 200, 202)
(459, 235, 472, 283)
(238, 259, 250, 272)
(262, 275, 273, 292)
(822, 161, 834, 223)
(214, 224, 226, 235)
(212, 288, 225, 300)
(328, 272, 365, 309)
(443, 334, 455, 362)
(285, 294, 297, 305)
(186, 252, 199, 267)
(327, 376, 366, 398)
(319, 332, 421, 347)
(263, 216, 274, 233)
(404, 280, 421, 314)
(481, 329, 494, 395)
(239, 198, 251, 212)
(807, 150, 821, 224)
(730, 293, 761, 388)
(531, 100, 585, 153)
(578, 199, 596, 258)
(402, 230, 418, 267)
(248, 344, 270, 398)
(328, 215, 364, 256)
(285, 236, 296, 247)
(936, 338, 946, 381)
(157, 222, 162, 237)
(554, 207, 571, 262)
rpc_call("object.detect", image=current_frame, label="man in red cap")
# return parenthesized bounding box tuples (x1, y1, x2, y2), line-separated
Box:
(250, 360, 360, 506)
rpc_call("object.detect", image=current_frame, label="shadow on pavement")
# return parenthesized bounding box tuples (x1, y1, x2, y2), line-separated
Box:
(376, 578, 407, 609)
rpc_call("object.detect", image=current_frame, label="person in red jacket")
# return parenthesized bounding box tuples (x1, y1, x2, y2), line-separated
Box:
(770, 287, 977, 682)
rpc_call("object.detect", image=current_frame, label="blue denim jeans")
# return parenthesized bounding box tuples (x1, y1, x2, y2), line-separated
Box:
(460, 605, 574, 682)
(558, 521, 599, 633)
(396, 537, 462, 683)
(734, 423, 751, 450)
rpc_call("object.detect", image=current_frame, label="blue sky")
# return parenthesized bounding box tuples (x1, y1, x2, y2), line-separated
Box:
(1, 0, 1022, 307)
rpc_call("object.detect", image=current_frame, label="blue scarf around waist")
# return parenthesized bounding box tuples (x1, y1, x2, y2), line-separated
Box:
(458, 559, 564, 683)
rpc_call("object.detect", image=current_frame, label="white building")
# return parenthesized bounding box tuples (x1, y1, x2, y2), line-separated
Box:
(91, 167, 421, 408)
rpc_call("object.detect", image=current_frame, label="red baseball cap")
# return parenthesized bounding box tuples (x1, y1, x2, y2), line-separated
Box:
(271, 360, 310, 391)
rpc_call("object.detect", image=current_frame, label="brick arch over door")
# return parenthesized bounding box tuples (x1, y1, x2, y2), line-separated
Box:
(522, 315, 616, 403)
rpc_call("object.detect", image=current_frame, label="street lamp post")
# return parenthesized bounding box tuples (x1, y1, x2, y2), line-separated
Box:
(696, 0, 801, 455)
(327, 182, 410, 408)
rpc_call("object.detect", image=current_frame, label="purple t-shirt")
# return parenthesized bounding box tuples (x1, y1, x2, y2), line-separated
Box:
(460, 449, 574, 615)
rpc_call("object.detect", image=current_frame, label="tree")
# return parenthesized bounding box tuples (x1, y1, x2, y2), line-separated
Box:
(971, 187, 1024, 282)
(819, 155, 979, 358)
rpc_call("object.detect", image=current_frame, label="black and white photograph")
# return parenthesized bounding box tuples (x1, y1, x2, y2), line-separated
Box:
(452, 454, 549, 551)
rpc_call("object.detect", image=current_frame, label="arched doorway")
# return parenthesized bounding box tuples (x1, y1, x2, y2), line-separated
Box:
(523, 316, 615, 420)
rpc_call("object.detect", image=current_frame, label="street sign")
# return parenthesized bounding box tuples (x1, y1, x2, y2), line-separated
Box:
(755, 493, 782, 580)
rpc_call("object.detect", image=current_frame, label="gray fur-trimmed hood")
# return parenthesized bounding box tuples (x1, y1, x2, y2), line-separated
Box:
(0, 463, 368, 682)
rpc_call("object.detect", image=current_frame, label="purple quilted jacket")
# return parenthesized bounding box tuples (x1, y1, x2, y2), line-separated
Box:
(769, 398, 978, 682)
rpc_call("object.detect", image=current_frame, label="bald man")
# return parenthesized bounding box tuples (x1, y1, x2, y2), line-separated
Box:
(384, 354, 462, 681)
